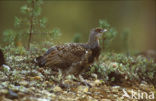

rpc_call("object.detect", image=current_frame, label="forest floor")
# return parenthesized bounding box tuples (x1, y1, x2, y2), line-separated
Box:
(0, 47, 156, 101)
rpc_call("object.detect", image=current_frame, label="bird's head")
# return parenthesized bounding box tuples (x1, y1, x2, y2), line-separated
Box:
(88, 27, 107, 48)
(89, 27, 107, 42)
(95, 27, 107, 39)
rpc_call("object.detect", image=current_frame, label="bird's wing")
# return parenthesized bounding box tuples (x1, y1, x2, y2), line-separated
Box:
(41, 43, 89, 68)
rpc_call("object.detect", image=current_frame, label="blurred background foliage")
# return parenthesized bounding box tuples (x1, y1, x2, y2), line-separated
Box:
(0, 0, 155, 53)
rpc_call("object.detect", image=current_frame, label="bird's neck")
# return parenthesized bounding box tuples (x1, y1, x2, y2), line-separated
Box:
(87, 38, 101, 62)
(87, 39, 100, 49)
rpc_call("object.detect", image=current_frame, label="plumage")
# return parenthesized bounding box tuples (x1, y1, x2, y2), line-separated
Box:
(0, 49, 5, 67)
(35, 28, 107, 76)
(0, 49, 11, 71)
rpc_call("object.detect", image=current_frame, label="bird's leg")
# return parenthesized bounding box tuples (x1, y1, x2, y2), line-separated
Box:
(65, 62, 80, 75)
(58, 68, 68, 83)
(67, 63, 92, 87)
(57, 69, 68, 88)
(65, 50, 92, 87)
(66, 50, 91, 75)
(58, 69, 63, 80)
(58, 70, 75, 89)
(50, 69, 63, 84)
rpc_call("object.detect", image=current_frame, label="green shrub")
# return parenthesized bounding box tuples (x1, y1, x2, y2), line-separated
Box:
(90, 52, 156, 86)
(98, 19, 117, 51)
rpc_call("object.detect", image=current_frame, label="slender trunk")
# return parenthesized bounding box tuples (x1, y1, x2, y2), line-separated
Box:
(27, 20, 33, 50)
(27, 0, 34, 50)
(102, 36, 106, 51)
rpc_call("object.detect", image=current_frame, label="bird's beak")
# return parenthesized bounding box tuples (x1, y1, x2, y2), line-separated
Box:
(100, 29, 107, 34)
(101, 29, 107, 33)
(96, 29, 107, 38)
(99, 29, 107, 34)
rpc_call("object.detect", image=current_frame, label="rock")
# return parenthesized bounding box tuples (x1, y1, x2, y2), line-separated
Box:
(1, 82, 9, 88)
(140, 81, 148, 88)
(141, 81, 148, 85)
(64, 79, 73, 85)
(51, 93, 56, 99)
(37, 68, 44, 73)
(37, 98, 50, 101)
(6, 90, 18, 99)
(139, 81, 151, 92)
(117, 97, 124, 101)
(0, 95, 12, 101)
(77, 85, 89, 93)
(43, 81, 54, 86)
(91, 73, 98, 79)
(39, 90, 53, 98)
(2, 64, 11, 72)
(112, 86, 120, 93)
(101, 99, 111, 101)
(90, 80, 103, 87)
(94, 80, 102, 86)
(30, 76, 42, 80)
(65, 75, 77, 80)
(27, 87, 36, 93)
(112, 85, 120, 89)
(53, 86, 62, 92)
(0, 89, 8, 94)
(112, 94, 118, 98)
(19, 80, 28, 86)
(87, 96, 97, 101)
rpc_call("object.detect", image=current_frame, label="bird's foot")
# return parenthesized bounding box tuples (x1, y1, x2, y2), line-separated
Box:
(79, 75, 92, 87)
(81, 80, 92, 88)
(59, 81, 71, 90)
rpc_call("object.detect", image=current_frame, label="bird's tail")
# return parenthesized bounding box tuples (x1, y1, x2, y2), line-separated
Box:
(0, 49, 5, 67)
(34, 56, 45, 67)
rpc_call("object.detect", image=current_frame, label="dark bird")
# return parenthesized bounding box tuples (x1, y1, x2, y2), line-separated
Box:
(0, 49, 10, 71)
(0, 49, 5, 67)
(35, 28, 107, 79)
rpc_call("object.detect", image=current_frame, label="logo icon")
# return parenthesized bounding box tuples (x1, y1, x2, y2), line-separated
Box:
(122, 88, 155, 100)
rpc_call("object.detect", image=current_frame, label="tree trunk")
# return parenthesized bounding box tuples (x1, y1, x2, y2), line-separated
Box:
(27, 0, 34, 50)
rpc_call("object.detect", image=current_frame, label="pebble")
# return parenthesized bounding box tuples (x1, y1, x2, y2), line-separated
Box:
(0, 89, 8, 94)
(6, 90, 18, 99)
(112, 85, 121, 93)
(30, 76, 42, 80)
(91, 73, 98, 79)
(94, 80, 102, 86)
(101, 99, 111, 101)
(19, 80, 28, 86)
(53, 86, 63, 92)
(77, 85, 89, 93)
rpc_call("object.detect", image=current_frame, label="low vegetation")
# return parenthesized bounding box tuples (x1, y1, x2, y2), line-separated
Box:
(0, 0, 155, 100)
(0, 44, 156, 100)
